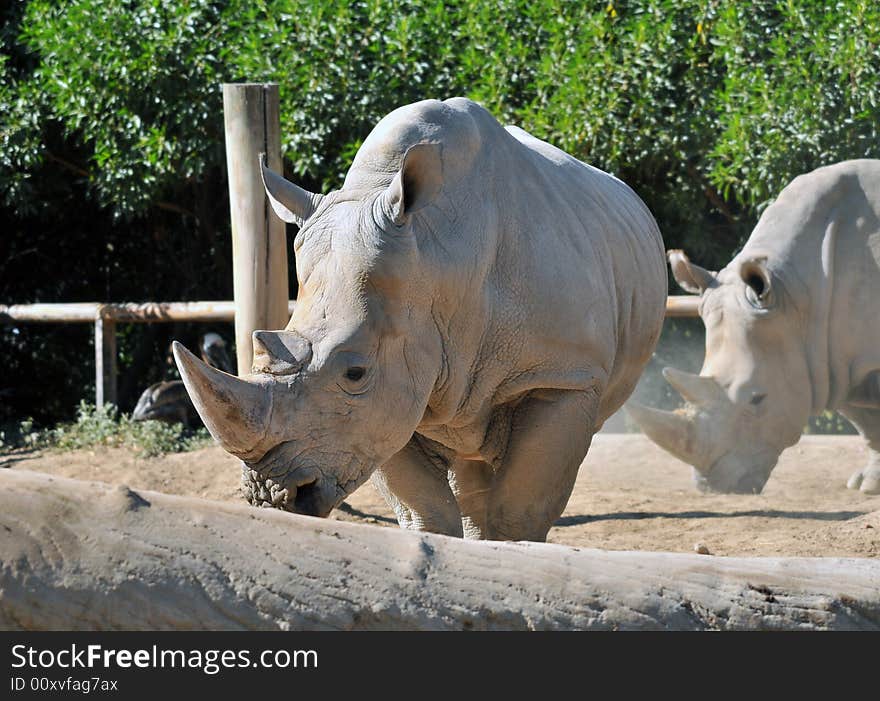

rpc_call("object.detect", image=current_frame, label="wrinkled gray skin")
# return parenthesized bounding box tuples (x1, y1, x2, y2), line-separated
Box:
(629, 159, 880, 495)
(174, 98, 666, 541)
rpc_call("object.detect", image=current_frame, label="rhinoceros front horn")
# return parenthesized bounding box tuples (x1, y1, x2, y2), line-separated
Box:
(625, 401, 710, 474)
(259, 153, 323, 227)
(172, 341, 270, 460)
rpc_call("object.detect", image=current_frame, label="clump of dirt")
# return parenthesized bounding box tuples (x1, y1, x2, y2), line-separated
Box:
(4, 434, 878, 558)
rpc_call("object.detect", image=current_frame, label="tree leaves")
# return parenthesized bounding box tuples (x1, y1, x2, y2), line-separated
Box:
(5, 0, 878, 259)
(1, 0, 878, 422)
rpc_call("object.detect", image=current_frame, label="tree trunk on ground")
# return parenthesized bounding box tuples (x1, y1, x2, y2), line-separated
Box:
(1, 469, 878, 630)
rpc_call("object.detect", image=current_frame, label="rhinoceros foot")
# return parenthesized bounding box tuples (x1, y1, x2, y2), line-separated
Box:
(846, 464, 880, 494)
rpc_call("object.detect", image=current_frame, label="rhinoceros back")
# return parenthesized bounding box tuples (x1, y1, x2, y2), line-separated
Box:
(500, 121, 667, 423)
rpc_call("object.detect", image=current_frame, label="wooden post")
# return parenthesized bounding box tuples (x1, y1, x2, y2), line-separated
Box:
(664, 295, 701, 318)
(94, 313, 117, 408)
(222, 83, 290, 376)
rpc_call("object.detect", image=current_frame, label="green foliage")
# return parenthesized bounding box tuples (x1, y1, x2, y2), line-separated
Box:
(1, 0, 879, 425)
(805, 411, 858, 436)
(6, 1, 879, 246)
(708, 1, 880, 208)
(0, 402, 213, 457)
(9, 0, 227, 214)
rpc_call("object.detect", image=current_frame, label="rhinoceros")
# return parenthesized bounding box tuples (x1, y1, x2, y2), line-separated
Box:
(173, 97, 667, 540)
(629, 159, 880, 494)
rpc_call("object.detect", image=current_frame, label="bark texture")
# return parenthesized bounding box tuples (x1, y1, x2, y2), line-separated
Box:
(1, 469, 878, 630)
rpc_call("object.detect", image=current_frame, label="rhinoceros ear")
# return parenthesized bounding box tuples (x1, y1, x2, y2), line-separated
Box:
(386, 142, 443, 226)
(259, 153, 323, 227)
(739, 256, 773, 307)
(668, 249, 717, 295)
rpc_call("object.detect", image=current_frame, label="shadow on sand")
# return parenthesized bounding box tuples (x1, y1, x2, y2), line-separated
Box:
(0, 448, 40, 470)
(554, 509, 867, 527)
(337, 501, 398, 525)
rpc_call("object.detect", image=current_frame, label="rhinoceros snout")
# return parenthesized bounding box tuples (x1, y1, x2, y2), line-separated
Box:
(692, 452, 776, 495)
(693, 470, 767, 495)
(241, 450, 340, 518)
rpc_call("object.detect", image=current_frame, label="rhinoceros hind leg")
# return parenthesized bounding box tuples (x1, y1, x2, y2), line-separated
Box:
(839, 405, 880, 494)
(483, 389, 597, 542)
(370, 436, 463, 537)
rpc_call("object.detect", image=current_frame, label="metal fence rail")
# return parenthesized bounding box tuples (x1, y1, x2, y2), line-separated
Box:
(1, 296, 699, 407)
(0, 301, 297, 407)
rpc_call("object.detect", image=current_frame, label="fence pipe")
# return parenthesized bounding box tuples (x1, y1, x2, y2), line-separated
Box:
(1, 298, 698, 408)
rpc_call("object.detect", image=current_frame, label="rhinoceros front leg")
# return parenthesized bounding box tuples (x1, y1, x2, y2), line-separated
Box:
(839, 405, 880, 495)
(447, 458, 494, 539)
(466, 388, 596, 542)
(370, 436, 463, 537)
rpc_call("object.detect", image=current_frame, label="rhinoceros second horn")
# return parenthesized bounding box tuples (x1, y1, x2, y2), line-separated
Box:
(258, 153, 323, 226)
(172, 341, 270, 459)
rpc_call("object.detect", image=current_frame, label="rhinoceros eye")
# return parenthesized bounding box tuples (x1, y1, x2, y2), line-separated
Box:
(344, 366, 366, 382)
(336, 351, 371, 394)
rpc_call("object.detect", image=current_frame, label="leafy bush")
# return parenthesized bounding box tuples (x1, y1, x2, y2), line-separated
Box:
(1, 1, 878, 426)
(6, 1, 879, 253)
(0, 402, 213, 457)
(805, 411, 858, 436)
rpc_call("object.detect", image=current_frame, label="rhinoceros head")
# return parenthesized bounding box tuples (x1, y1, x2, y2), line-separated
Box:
(174, 144, 446, 517)
(628, 249, 812, 494)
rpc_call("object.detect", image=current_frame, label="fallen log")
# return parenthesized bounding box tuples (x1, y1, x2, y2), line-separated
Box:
(1, 469, 878, 630)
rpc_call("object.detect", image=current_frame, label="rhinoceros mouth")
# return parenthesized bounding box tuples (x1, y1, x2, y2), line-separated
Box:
(693, 469, 767, 495)
(692, 448, 780, 495)
(240, 442, 367, 517)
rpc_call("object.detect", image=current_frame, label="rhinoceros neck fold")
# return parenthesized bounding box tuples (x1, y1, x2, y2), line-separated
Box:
(806, 217, 837, 414)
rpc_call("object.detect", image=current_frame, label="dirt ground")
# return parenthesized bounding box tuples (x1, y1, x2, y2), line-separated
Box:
(3, 434, 879, 558)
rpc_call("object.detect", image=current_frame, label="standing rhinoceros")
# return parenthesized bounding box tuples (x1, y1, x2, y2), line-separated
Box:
(629, 159, 880, 495)
(173, 97, 667, 541)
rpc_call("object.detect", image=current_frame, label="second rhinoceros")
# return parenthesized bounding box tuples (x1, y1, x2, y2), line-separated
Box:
(174, 97, 667, 541)
(630, 159, 880, 494)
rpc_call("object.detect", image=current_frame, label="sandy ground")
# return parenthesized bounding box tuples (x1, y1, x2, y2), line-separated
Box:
(3, 434, 878, 558)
